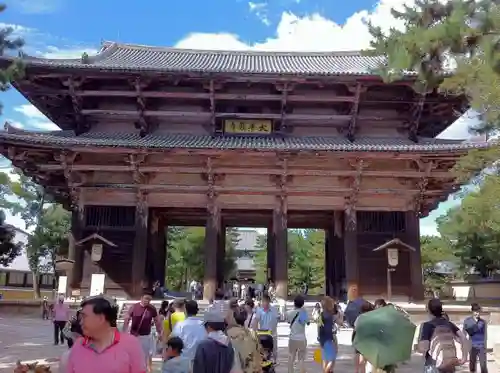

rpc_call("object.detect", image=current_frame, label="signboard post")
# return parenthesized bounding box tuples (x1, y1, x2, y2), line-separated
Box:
(373, 239, 415, 301)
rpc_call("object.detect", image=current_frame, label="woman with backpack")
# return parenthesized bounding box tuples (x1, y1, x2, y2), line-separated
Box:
(417, 298, 470, 373)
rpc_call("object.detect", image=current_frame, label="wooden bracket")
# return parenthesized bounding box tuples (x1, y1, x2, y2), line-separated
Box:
(62, 77, 89, 134)
(412, 160, 436, 215)
(53, 151, 83, 211)
(125, 154, 148, 184)
(408, 93, 427, 142)
(344, 159, 367, 230)
(275, 83, 293, 132)
(129, 77, 154, 137)
(346, 83, 365, 142)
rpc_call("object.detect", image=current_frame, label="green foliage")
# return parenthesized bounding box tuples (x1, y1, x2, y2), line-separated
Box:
(0, 209, 21, 266)
(165, 227, 239, 291)
(224, 227, 240, 279)
(165, 227, 205, 290)
(437, 175, 500, 277)
(253, 229, 325, 294)
(0, 4, 24, 112)
(27, 204, 71, 274)
(288, 229, 325, 295)
(420, 235, 455, 292)
(365, 0, 500, 176)
(254, 234, 267, 284)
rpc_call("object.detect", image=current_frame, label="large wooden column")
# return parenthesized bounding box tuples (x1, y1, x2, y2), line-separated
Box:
(406, 211, 424, 301)
(148, 211, 166, 288)
(69, 209, 84, 290)
(324, 228, 334, 297)
(203, 204, 221, 300)
(216, 223, 226, 289)
(273, 196, 288, 300)
(266, 226, 275, 283)
(132, 191, 148, 297)
(345, 160, 364, 300)
(344, 205, 359, 300)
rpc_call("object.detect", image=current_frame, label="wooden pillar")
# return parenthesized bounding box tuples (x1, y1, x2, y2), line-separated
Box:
(273, 197, 288, 299)
(69, 209, 84, 290)
(344, 206, 359, 300)
(203, 204, 220, 300)
(266, 226, 275, 283)
(158, 217, 167, 288)
(216, 223, 226, 289)
(406, 211, 424, 301)
(149, 211, 166, 288)
(132, 192, 149, 297)
(324, 228, 334, 296)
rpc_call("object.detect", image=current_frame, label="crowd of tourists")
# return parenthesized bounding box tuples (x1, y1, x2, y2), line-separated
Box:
(48, 290, 489, 373)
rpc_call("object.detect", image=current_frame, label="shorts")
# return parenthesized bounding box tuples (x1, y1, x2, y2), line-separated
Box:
(137, 334, 153, 359)
(321, 340, 337, 362)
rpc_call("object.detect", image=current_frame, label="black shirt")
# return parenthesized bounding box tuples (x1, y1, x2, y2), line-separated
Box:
(419, 317, 459, 365)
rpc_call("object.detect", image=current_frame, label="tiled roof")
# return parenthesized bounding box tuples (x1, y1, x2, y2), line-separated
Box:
(17, 42, 392, 76)
(0, 128, 489, 153)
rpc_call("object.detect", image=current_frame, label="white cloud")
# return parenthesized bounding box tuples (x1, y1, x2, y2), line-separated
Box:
(177, 0, 411, 51)
(39, 46, 99, 59)
(248, 2, 271, 26)
(12, 0, 63, 14)
(13, 104, 60, 131)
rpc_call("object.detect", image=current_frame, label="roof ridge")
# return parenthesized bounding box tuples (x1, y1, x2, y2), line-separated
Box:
(100, 40, 368, 57)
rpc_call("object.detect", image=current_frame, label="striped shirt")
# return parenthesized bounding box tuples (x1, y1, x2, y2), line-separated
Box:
(256, 306, 279, 332)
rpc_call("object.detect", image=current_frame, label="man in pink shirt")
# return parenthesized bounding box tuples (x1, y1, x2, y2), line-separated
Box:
(53, 294, 70, 345)
(65, 296, 146, 373)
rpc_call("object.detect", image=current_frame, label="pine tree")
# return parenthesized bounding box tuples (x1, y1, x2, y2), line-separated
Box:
(0, 4, 24, 111)
(0, 209, 21, 266)
(365, 0, 500, 138)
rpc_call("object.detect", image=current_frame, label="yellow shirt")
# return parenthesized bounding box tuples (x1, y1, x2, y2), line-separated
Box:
(163, 311, 186, 339)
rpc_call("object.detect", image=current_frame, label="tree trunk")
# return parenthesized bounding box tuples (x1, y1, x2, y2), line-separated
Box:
(32, 272, 41, 299)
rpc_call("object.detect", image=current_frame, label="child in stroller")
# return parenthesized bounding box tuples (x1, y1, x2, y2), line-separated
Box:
(256, 330, 275, 373)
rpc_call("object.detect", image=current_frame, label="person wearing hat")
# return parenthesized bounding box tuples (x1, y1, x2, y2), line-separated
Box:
(192, 310, 242, 373)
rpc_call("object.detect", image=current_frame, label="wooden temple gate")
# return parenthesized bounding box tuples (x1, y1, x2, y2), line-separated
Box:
(0, 41, 487, 300)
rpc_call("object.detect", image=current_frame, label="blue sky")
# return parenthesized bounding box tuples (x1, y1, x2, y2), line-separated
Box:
(1, 0, 477, 234)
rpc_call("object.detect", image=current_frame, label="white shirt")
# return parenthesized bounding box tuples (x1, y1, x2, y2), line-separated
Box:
(171, 317, 207, 360)
(287, 309, 308, 341)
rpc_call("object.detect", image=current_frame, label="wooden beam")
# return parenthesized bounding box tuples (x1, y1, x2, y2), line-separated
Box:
(1, 144, 471, 160)
(74, 183, 444, 197)
(79, 109, 355, 122)
(37, 163, 457, 179)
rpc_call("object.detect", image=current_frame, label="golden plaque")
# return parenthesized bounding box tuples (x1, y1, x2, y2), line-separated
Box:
(223, 119, 272, 134)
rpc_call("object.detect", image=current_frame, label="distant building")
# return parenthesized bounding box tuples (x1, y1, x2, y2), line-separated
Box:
(234, 229, 261, 281)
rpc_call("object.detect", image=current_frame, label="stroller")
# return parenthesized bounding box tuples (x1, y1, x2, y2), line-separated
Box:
(256, 330, 275, 373)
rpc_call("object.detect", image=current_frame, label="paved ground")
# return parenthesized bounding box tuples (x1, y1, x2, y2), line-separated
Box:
(0, 317, 498, 372)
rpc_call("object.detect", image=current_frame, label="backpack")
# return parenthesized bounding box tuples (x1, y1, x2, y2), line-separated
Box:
(428, 321, 459, 370)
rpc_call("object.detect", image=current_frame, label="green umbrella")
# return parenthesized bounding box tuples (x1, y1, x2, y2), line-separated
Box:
(353, 305, 416, 369)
